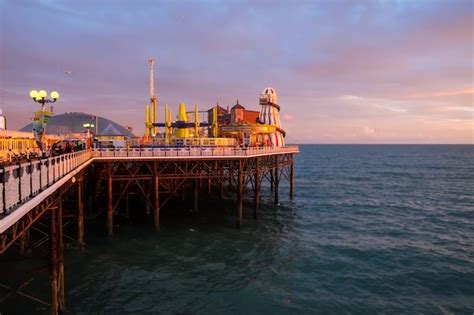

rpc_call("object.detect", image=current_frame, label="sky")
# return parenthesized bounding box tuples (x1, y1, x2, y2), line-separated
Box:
(0, 0, 473, 144)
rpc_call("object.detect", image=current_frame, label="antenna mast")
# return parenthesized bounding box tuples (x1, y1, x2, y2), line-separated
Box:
(148, 57, 157, 135)
(148, 58, 155, 100)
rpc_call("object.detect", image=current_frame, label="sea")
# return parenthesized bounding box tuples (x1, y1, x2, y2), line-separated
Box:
(2, 145, 474, 314)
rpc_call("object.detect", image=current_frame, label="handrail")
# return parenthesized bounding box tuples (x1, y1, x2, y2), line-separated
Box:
(92, 146, 299, 158)
(0, 145, 299, 216)
(0, 149, 93, 215)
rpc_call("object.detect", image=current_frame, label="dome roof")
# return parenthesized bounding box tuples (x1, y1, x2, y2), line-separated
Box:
(262, 87, 277, 95)
(20, 112, 134, 137)
(261, 87, 278, 104)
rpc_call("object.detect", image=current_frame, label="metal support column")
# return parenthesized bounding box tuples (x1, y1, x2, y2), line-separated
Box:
(57, 197, 65, 312)
(77, 178, 84, 247)
(125, 192, 130, 219)
(19, 225, 29, 254)
(289, 156, 294, 200)
(50, 207, 58, 315)
(193, 178, 198, 213)
(146, 182, 151, 214)
(220, 180, 224, 200)
(270, 167, 274, 192)
(154, 162, 160, 232)
(253, 157, 260, 219)
(274, 155, 279, 205)
(237, 159, 244, 228)
(107, 163, 113, 236)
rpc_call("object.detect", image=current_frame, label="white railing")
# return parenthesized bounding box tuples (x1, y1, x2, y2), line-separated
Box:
(0, 150, 92, 215)
(0, 129, 65, 140)
(92, 145, 299, 158)
(0, 145, 299, 216)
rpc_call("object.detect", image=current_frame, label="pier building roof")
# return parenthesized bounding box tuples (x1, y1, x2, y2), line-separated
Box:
(21, 112, 134, 137)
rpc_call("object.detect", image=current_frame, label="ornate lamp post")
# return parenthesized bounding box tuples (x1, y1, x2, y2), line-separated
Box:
(83, 123, 95, 149)
(28, 90, 59, 156)
(29, 89, 59, 109)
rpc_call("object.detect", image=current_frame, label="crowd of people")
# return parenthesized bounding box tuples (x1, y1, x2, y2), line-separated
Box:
(49, 140, 86, 157)
(0, 140, 87, 166)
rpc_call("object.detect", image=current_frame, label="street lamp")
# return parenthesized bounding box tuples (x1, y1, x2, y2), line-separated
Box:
(28, 90, 59, 157)
(83, 123, 95, 149)
(29, 90, 59, 110)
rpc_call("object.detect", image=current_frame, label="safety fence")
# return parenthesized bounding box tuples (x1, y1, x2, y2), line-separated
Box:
(0, 150, 92, 215)
(93, 146, 299, 158)
(0, 146, 299, 215)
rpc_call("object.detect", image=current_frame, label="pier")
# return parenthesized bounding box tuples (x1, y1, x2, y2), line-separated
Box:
(0, 60, 299, 313)
(0, 145, 298, 313)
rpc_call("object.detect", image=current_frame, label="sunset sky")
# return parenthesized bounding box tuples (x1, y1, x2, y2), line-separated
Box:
(1, 0, 472, 143)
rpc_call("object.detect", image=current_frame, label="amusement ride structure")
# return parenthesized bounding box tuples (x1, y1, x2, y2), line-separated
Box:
(143, 58, 287, 148)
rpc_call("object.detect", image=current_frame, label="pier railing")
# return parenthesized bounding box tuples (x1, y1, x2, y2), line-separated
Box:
(0, 150, 92, 215)
(92, 145, 299, 158)
(0, 146, 299, 215)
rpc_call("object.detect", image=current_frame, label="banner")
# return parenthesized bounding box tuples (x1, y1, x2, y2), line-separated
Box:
(32, 109, 53, 153)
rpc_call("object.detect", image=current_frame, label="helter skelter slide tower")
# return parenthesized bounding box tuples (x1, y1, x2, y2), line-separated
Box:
(258, 87, 286, 147)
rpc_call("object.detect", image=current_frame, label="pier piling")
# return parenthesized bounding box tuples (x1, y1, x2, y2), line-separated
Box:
(77, 178, 84, 246)
(254, 157, 260, 219)
(237, 159, 244, 228)
(50, 207, 58, 315)
(274, 156, 279, 205)
(107, 163, 113, 236)
(193, 178, 199, 213)
(270, 169, 274, 192)
(58, 197, 65, 312)
(290, 160, 294, 200)
(154, 165, 160, 232)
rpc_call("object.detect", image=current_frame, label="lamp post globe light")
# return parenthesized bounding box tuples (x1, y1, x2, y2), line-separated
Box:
(29, 90, 60, 110)
(28, 89, 59, 157)
(83, 123, 95, 149)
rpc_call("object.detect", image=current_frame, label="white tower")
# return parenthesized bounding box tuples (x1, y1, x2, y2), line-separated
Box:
(0, 109, 6, 130)
(258, 87, 285, 147)
(148, 57, 157, 135)
(148, 58, 155, 100)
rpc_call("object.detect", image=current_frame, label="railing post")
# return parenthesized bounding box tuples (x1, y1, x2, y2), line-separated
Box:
(29, 161, 33, 197)
(46, 159, 50, 187)
(17, 163, 21, 204)
(39, 160, 42, 192)
(52, 159, 56, 183)
(1, 165, 6, 213)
